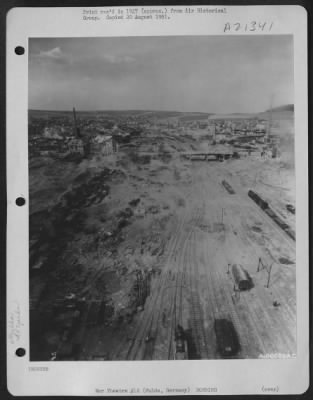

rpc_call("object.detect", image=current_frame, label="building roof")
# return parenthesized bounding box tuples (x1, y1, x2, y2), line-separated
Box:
(93, 135, 112, 144)
(68, 137, 84, 143)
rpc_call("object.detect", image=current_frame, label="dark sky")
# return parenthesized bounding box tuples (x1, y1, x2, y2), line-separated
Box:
(29, 35, 293, 113)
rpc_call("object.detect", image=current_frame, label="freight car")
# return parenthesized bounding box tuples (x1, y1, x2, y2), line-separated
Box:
(285, 228, 296, 241)
(222, 180, 235, 194)
(265, 207, 275, 218)
(214, 319, 240, 358)
(265, 209, 288, 229)
(232, 264, 253, 291)
(248, 190, 295, 241)
(265, 209, 291, 232)
(248, 190, 268, 210)
(286, 204, 295, 214)
(174, 325, 188, 360)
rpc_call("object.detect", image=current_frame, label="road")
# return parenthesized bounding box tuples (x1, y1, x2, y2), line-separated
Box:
(112, 161, 296, 360)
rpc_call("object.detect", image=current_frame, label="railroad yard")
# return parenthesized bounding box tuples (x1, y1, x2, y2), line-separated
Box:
(29, 108, 296, 361)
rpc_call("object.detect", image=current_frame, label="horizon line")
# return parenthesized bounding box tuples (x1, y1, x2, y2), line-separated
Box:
(28, 104, 293, 115)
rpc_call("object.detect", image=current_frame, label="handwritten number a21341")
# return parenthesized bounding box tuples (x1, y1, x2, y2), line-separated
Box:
(224, 21, 273, 33)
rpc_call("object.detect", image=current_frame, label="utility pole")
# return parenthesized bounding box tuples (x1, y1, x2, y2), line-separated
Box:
(73, 107, 80, 138)
(73, 107, 77, 137)
(266, 94, 274, 142)
(266, 263, 273, 288)
(279, 168, 282, 199)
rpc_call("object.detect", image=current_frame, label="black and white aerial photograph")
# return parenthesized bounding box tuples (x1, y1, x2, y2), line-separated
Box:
(29, 35, 296, 361)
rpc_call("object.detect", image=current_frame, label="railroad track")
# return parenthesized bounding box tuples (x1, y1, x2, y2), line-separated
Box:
(123, 202, 193, 360)
(166, 226, 193, 360)
(138, 179, 201, 360)
(199, 181, 252, 357)
(219, 180, 296, 350)
(187, 209, 212, 359)
(217, 165, 295, 251)
(116, 163, 296, 360)
(143, 215, 195, 360)
(200, 178, 296, 357)
(165, 204, 208, 360)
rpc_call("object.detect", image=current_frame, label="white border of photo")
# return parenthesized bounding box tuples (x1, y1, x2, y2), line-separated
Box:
(6, 5, 309, 395)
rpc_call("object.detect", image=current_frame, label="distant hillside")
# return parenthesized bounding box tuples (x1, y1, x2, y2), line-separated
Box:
(258, 104, 294, 122)
(178, 113, 211, 122)
(29, 105, 294, 121)
(265, 104, 294, 113)
(208, 113, 257, 120)
(207, 104, 294, 121)
(29, 109, 213, 120)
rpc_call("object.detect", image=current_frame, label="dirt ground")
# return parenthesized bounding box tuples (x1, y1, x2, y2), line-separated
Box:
(29, 128, 296, 361)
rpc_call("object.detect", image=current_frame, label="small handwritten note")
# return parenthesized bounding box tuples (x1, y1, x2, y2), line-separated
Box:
(8, 302, 24, 345)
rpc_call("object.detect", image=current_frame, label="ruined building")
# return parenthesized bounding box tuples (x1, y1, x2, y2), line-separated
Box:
(89, 134, 119, 156)
(68, 108, 89, 157)
(207, 123, 216, 144)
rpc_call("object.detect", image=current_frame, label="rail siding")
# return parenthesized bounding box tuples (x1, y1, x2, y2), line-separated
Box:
(248, 190, 295, 241)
